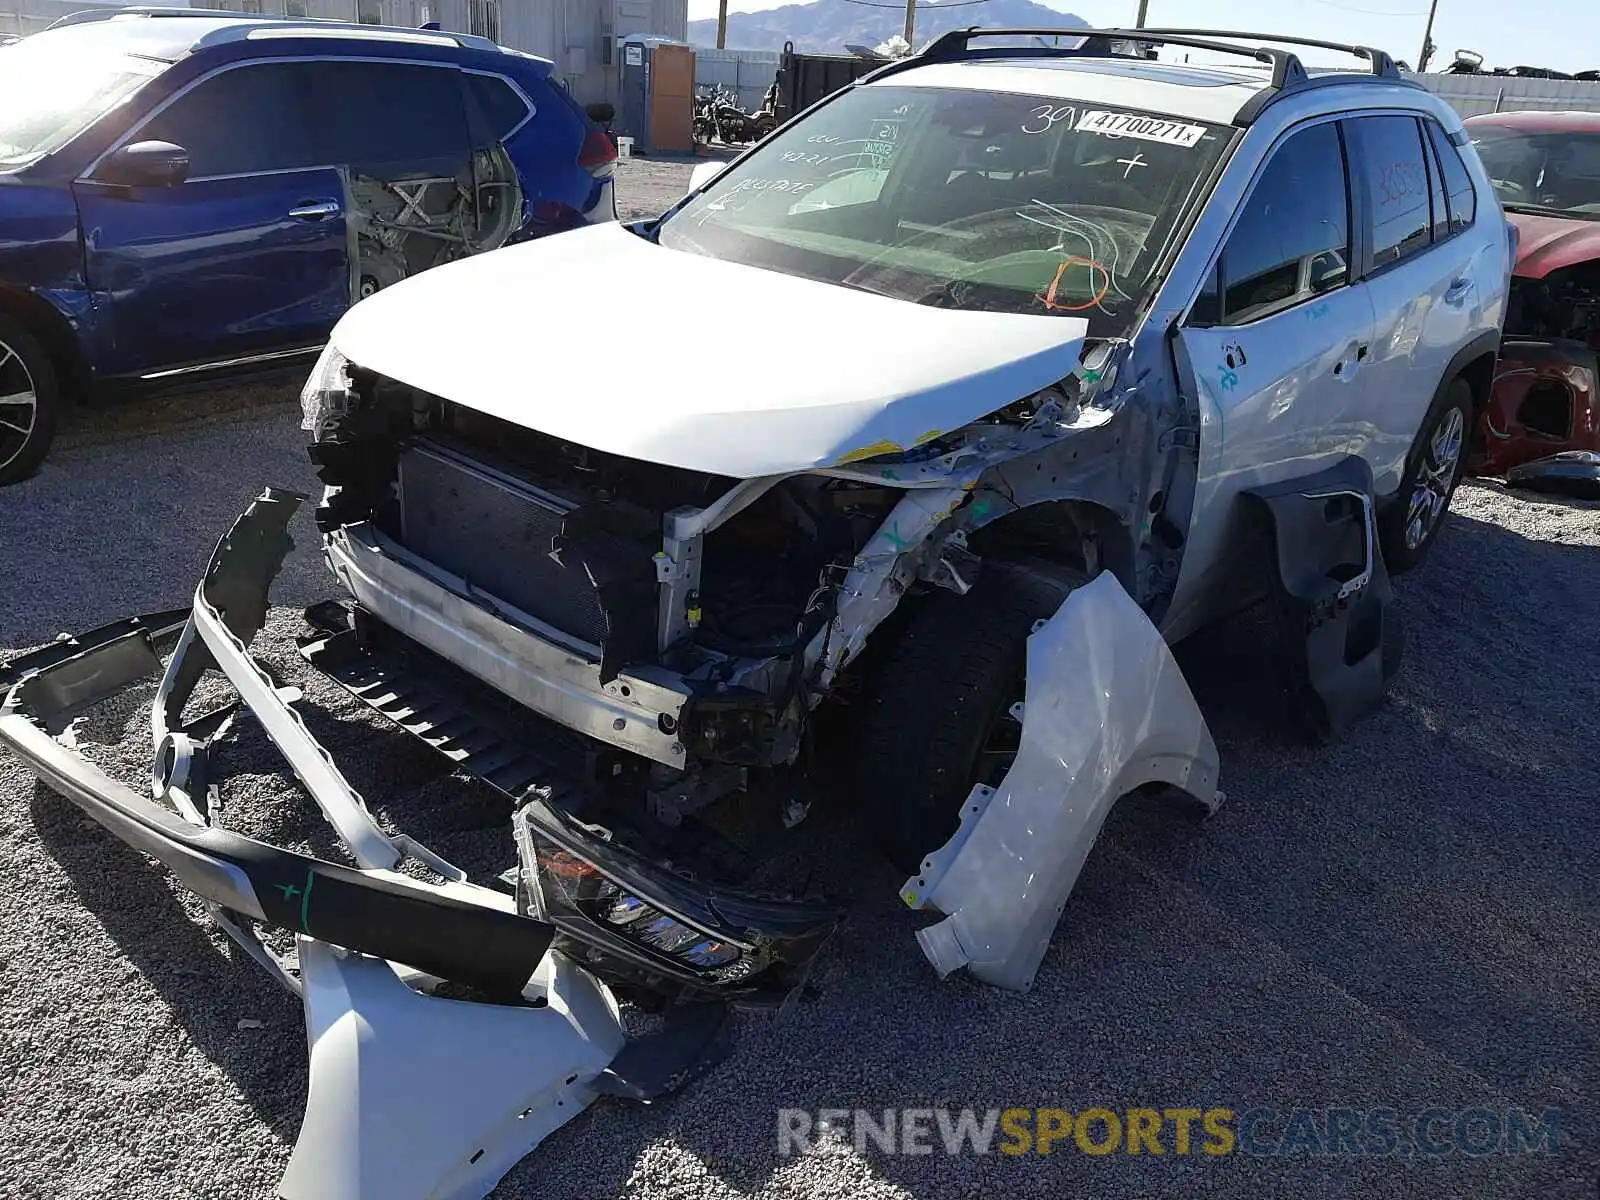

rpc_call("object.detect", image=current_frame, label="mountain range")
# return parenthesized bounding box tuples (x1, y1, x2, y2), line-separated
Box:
(687, 0, 1088, 55)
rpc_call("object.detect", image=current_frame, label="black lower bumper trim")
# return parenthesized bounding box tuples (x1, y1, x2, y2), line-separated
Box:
(2, 614, 554, 999)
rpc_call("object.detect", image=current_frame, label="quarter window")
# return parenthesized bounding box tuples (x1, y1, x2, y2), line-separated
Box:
(464, 73, 530, 145)
(1426, 119, 1477, 232)
(137, 63, 320, 177)
(1352, 115, 1432, 268)
(1217, 121, 1351, 324)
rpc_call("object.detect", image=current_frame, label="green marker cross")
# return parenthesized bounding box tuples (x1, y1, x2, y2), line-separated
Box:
(274, 870, 316, 933)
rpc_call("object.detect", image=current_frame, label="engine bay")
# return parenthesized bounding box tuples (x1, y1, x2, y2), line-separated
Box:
(1505, 261, 1600, 346)
(310, 370, 912, 773)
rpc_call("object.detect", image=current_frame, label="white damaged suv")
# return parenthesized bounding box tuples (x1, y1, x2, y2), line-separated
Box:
(1, 27, 1510, 1200)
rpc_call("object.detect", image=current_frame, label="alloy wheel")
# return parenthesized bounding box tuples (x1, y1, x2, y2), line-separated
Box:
(1404, 405, 1465, 551)
(0, 337, 38, 476)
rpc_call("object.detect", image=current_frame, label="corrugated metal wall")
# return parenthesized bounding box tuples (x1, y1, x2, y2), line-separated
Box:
(187, 0, 686, 106)
(0, 0, 164, 37)
(693, 46, 778, 111)
(1409, 71, 1600, 118)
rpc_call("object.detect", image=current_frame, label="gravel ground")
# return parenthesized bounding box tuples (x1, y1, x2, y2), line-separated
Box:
(0, 159, 1596, 1199)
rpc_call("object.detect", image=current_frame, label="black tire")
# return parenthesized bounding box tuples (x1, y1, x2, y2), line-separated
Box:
(0, 313, 60, 487)
(855, 560, 1087, 875)
(1379, 377, 1473, 574)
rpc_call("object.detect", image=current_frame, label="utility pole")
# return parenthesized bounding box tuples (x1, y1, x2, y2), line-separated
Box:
(903, 0, 915, 48)
(716, 0, 728, 49)
(1417, 0, 1440, 71)
(1134, 0, 1149, 28)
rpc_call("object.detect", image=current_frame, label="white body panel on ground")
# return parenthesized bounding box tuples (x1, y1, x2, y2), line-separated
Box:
(901, 572, 1220, 991)
(279, 942, 625, 1200)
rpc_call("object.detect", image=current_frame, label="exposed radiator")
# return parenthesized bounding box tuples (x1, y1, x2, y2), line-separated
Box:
(396, 440, 610, 647)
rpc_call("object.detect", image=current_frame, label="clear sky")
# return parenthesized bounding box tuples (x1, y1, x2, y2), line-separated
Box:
(683, 0, 1598, 75)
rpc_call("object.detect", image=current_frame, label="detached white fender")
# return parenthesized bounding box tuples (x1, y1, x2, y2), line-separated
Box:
(278, 940, 625, 1200)
(901, 571, 1221, 991)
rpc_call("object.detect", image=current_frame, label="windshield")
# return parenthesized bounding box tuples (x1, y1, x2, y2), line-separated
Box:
(658, 83, 1232, 335)
(1470, 126, 1600, 221)
(0, 39, 164, 168)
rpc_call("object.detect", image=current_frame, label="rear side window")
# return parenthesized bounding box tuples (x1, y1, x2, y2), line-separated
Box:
(464, 72, 530, 147)
(1426, 119, 1477, 233)
(139, 62, 320, 177)
(1217, 120, 1351, 324)
(1351, 115, 1432, 269)
(307, 61, 470, 168)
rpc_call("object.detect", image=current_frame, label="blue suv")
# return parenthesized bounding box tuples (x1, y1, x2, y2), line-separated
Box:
(0, 7, 617, 483)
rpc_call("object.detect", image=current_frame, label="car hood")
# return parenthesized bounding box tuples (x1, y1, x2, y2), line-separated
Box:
(1507, 210, 1600, 280)
(329, 221, 1090, 478)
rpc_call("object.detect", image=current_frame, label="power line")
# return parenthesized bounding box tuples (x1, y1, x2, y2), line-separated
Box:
(1303, 0, 1429, 15)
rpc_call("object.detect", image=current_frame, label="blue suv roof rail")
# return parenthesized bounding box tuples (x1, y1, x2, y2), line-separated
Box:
(46, 6, 501, 54)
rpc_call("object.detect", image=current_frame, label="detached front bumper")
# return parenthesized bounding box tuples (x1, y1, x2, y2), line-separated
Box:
(0, 486, 832, 1198)
(1, 487, 837, 1003)
(0, 490, 555, 998)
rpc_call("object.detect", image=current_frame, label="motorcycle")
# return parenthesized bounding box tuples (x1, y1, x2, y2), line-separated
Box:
(695, 84, 777, 145)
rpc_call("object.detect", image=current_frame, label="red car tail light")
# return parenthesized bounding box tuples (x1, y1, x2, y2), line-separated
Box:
(578, 129, 617, 176)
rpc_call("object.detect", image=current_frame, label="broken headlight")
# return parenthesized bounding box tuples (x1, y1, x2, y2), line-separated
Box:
(299, 343, 353, 439)
(512, 798, 840, 1002)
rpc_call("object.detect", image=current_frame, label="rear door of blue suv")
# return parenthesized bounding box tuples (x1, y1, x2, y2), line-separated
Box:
(0, 12, 617, 486)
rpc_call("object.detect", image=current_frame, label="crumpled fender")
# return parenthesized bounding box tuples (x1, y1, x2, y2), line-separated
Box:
(279, 941, 625, 1200)
(901, 571, 1220, 990)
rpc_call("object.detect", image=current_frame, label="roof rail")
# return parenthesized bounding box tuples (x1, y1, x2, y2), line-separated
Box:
(907, 26, 1310, 88)
(1134, 28, 1400, 79)
(46, 5, 499, 52)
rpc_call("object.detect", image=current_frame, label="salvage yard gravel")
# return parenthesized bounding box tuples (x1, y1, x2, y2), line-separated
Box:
(0, 162, 1595, 1200)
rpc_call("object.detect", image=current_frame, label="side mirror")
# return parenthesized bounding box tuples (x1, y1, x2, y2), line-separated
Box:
(585, 102, 615, 124)
(99, 140, 190, 188)
(1308, 250, 1347, 293)
(688, 159, 727, 193)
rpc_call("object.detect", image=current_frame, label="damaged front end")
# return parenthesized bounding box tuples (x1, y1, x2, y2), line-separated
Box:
(1473, 264, 1600, 492)
(0, 488, 839, 1200)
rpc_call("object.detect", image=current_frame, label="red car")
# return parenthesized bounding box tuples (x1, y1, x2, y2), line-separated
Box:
(1465, 110, 1600, 492)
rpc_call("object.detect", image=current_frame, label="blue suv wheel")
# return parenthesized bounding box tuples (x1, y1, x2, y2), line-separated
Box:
(0, 314, 58, 485)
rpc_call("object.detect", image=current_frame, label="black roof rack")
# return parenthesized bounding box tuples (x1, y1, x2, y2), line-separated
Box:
(906, 26, 1311, 88)
(861, 26, 1416, 123)
(1133, 28, 1400, 79)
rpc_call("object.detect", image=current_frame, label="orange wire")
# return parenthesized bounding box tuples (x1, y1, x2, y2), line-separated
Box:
(1036, 256, 1111, 312)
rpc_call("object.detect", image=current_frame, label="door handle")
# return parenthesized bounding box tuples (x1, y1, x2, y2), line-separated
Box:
(1333, 343, 1368, 378)
(288, 200, 341, 221)
(1444, 278, 1473, 306)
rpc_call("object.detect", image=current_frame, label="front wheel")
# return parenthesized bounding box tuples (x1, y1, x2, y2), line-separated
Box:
(854, 560, 1086, 874)
(1380, 377, 1472, 574)
(0, 314, 60, 487)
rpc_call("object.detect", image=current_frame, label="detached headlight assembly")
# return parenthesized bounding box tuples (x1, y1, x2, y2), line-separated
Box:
(512, 798, 839, 1003)
(299, 343, 353, 439)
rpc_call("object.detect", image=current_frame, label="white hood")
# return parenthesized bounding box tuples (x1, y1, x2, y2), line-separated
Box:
(330, 221, 1089, 478)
